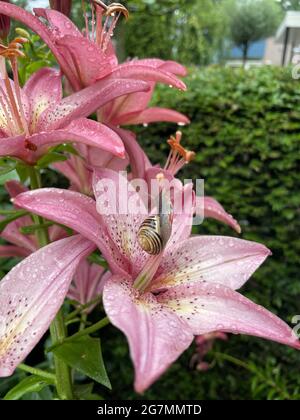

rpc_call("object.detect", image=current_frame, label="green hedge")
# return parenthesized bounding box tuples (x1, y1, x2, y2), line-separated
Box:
(110, 65, 300, 399)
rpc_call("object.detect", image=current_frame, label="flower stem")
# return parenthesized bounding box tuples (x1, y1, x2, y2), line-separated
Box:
(47, 316, 110, 352)
(28, 166, 74, 400)
(17, 363, 56, 382)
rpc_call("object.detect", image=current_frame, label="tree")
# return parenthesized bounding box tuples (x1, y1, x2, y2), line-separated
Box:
(118, 0, 227, 65)
(226, 0, 282, 65)
(278, 0, 300, 10)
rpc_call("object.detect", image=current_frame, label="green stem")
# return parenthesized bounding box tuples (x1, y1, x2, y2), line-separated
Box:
(28, 166, 74, 400)
(47, 317, 110, 352)
(66, 295, 102, 321)
(17, 364, 56, 382)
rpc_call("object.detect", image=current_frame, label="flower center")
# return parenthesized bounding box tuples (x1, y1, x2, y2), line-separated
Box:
(0, 36, 29, 137)
(164, 131, 196, 175)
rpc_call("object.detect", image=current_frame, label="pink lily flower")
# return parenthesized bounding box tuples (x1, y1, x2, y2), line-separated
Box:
(114, 128, 241, 233)
(67, 259, 110, 313)
(1, 180, 104, 313)
(0, 180, 67, 258)
(53, 144, 129, 195)
(0, 234, 95, 376)
(0, 64, 152, 163)
(0, 3, 189, 126)
(14, 169, 300, 392)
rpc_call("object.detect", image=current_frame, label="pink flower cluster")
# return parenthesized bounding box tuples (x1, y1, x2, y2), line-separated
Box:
(0, 1, 298, 394)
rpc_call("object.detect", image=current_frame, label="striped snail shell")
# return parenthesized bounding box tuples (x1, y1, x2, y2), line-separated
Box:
(137, 214, 172, 255)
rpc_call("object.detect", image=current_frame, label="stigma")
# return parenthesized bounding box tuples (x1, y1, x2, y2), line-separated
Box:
(83, 1, 129, 54)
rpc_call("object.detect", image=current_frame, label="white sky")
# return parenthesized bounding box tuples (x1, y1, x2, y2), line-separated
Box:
(28, 0, 49, 11)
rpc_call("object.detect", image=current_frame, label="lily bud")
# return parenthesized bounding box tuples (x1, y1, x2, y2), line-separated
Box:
(0, 0, 11, 42)
(49, 0, 72, 17)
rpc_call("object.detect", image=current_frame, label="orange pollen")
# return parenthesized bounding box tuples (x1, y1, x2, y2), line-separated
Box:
(0, 37, 28, 59)
(93, 1, 129, 19)
(167, 138, 195, 163)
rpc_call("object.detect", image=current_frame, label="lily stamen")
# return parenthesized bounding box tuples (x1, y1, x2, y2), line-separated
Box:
(164, 131, 196, 175)
(0, 36, 29, 136)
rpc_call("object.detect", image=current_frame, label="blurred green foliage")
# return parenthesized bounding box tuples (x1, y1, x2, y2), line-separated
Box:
(115, 0, 228, 64)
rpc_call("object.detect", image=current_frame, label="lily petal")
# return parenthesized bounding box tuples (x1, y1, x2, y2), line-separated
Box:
(0, 235, 95, 376)
(33, 8, 82, 38)
(103, 276, 193, 393)
(118, 107, 190, 126)
(5, 180, 27, 198)
(0, 3, 79, 91)
(14, 188, 128, 275)
(55, 35, 112, 86)
(23, 68, 62, 132)
(93, 168, 148, 276)
(110, 127, 149, 179)
(1, 217, 37, 253)
(108, 64, 187, 91)
(200, 197, 241, 234)
(158, 282, 300, 350)
(37, 78, 150, 131)
(0, 135, 27, 160)
(31, 118, 125, 158)
(0, 245, 29, 258)
(152, 236, 271, 291)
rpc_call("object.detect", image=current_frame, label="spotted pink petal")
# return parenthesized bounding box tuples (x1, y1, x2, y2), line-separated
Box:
(110, 127, 149, 179)
(31, 118, 125, 158)
(168, 183, 194, 245)
(33, 8, 82, 38)
(55, 35, 112, 86)
(103, 276, 193, 393)
(118, 107, 190, 126)
(121, 59, 187, 77)
(0, 3, 80, 91)
(0, 135, 27, 161)
(200, 197, 241, 234)
(23, 68, 62, 132)
(37, 78, 150, 131)
(158, 282, 300, 350)
(0, 235, 95, 376)
(108, 64, 187, 91)
(14, 188, 128, 276)
(93, 168, 148, 276)
(151, 236, 271, 291)
(0, 245, 29, 258)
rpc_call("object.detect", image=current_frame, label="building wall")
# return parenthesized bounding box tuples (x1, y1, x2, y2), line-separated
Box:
(263, 37, 283, 66)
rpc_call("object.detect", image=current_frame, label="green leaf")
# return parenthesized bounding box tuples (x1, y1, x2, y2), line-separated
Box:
(73, 383, 94, 400)
(53, 144, 79, 156)
(3, 375, 54, 400)
(19, 222, 53, 235)
(16, 163, 30, 183)
(52, 336, 111, 389)
(0, 170, 19, 185)
(0, 210, 28, 233)
(88, 253, 109, 269)
(36, 152, 68, 169)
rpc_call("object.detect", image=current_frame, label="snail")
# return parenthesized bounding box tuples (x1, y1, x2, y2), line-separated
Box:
(138, 213, 172, 255)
